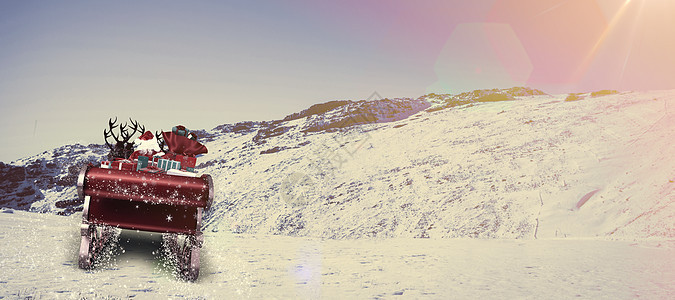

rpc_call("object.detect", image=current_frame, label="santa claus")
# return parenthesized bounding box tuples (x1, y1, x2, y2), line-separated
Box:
(128, 131, 164, 160)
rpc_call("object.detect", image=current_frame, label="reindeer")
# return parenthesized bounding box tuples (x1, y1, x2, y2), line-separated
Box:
(103, 117, 146, 160)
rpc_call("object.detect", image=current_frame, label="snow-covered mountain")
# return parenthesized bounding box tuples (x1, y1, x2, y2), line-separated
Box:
(0, 144, 107, 215)
(2, 87, 673, 240)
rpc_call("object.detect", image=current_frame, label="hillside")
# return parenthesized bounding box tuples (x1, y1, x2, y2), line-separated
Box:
(2, 88, 673, 239)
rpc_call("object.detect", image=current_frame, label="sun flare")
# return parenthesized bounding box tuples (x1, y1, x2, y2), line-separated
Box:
(574, 0, 638, 81)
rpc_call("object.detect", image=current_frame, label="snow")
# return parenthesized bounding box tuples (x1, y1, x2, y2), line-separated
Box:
(1, 88, 674, 298)
(1, 210, 673, 299)
(196, 89, 674, 239)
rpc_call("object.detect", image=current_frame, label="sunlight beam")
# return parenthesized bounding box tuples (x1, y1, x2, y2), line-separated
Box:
(535, 0, 568, 17)
(573, 0, 634, 82)
(619, 0, 646, 86)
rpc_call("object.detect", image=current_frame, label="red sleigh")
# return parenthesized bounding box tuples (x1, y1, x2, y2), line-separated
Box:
(77, 119, 213, 281)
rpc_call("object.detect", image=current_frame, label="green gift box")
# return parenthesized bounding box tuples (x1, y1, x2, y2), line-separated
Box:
(137, 156, 149, 171)
(158, 158, 181, 171)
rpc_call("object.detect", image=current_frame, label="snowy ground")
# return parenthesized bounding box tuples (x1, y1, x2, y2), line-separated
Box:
(1, 210, 673, 299)
(197, 90, 674, 239)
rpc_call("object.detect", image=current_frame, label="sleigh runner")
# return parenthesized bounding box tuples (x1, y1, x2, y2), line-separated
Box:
(77, 118, 213, 281)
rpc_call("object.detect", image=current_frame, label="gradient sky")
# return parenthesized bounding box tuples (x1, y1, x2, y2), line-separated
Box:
(1, 0, 674, 162)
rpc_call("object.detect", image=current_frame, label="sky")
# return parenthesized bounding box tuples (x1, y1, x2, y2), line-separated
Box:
(1, 0, 674, 162)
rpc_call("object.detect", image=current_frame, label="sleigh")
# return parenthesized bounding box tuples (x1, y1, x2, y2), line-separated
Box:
(76, 119, 213, 281)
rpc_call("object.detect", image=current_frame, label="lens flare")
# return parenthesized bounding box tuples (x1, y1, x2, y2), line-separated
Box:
(574, 0, 635, 81)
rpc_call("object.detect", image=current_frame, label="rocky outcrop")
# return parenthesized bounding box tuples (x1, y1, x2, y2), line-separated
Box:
(1, 144, 107, 215)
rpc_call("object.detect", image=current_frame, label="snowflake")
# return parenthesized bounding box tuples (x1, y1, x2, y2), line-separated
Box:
(166, 215, 173, 222)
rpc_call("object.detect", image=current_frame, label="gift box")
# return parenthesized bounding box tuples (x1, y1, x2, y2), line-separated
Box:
(100, 161, 112, 169)
(157, 158, 181, 171)
(151, 155, 163, 167)
(110, 160, 137, 171)
(137, 156, 149, 171)
(172, 126, 188, 137)
(175, 155, 197, 169)
(167, 169, 199, 177)
(186, 167, 195, 173)
(158, 153, 173, 162)
(139, 166, 163, 174)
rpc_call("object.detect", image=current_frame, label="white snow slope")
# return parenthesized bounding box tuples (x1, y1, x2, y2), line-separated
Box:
(196, 89, 674, 240)
(7, 89, 671, 240)
(1, 210, 673, 299)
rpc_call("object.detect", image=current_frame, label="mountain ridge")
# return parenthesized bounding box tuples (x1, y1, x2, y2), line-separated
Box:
(1, 87, 672, 240)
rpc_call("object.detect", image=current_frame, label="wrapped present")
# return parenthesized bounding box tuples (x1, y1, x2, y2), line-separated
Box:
(186, 167, 195, 173)
(172, 125, 188, 137)
(137, 156, 149, 171)
(111, 159, 137, 171)
(139, 166, 163, 174)
(157, 158, 181, 171)
(100, 161, 112, 169)
(167, 169, 200, 178)
(151, 155, 163, 167)
(161, 152, 176, 161)
(171, 125, 198, 141)
(175, 155, 197, 169)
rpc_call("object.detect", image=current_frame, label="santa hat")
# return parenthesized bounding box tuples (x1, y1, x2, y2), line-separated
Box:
(139, 131, 154, 141)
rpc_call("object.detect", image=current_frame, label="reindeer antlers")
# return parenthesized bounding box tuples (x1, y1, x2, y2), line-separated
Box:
(121, 118, 145, 143)
(155, 130, 168, 153)
(103, 117, 146, 151)
(104, 117, 119, 151)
